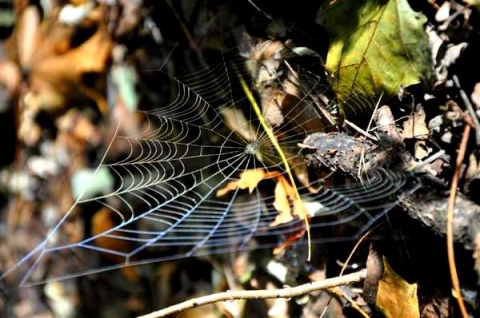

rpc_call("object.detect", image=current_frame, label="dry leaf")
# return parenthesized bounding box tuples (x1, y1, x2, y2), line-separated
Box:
(414, 140, 430, 160)
(16, 6, 40, 67)
(57, 109, 102, 145)
(271, 175, 306, 226)
(403, 108, 429, 139)
(0, 60, 21, 94)
(376, 257, 420, 318)
(216, 169, 275, 196)
(375, 105, 403, 143)
(217, 169, 307, 228)
(4, 5, 112, 113)
(261, 87, 285, 127)
(273, 177, 291, 222)
(92, 207, 138, 282)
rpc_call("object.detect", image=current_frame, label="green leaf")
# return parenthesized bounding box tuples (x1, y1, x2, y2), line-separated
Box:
(317, 0, 430, 114)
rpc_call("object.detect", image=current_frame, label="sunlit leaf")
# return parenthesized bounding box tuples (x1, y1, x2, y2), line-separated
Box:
(376, 257, 420, 318)
(216, 169, 274, 196)
(271, 175, 306, 226)
(217, 169, 307, 226)
(317, 0, 430, 114)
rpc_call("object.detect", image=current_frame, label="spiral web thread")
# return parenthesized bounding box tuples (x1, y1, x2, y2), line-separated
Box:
(1, 53, 420, 288)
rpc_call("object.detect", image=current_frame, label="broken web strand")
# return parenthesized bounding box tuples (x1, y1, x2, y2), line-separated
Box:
(0, 51, 420, 288)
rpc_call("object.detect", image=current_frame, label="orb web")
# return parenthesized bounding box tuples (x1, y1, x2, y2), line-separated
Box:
(1, 51, 420, 288)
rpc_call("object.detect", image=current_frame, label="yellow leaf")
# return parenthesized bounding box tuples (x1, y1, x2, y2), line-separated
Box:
(218, 169, 306, 227)
(216, 169, 278, 197)
(217, 167, 309, 253)
(270, 175, 308, 227)
(376, 257, 419, 318)
(272, 177, 293, 225)
(238, 74, 312, 259)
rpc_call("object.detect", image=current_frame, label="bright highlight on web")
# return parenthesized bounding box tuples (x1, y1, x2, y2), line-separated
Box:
(1, 50, 420, 288)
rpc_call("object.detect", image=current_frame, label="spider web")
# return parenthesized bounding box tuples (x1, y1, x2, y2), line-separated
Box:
(2, 51, 420, 288)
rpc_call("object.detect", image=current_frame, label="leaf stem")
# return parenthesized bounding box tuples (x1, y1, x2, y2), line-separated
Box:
(237, 74, 312, 261)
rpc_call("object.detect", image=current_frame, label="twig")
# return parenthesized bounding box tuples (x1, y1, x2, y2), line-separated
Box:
(247, 0, 274, 21)
(165, 0, 199, 51)
(328, 287, 370, 318)
(320, 229, 374, 318)
(447, 121, 470, 318)
(453, 75, 480, 145)
(345, 119, 378, 142)
(407, 149, 446, 172)
(137, 269, 367, 318)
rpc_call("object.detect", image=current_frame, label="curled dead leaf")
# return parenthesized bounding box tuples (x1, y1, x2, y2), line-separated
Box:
(376, 257, 419, 318)
(217, 168, 307, 227)
(403, 108, 429, 139)
(4, 4, 112, 114)
(261, 87, 285, 127)
(271, 175, 306, 226)
(216, 169, 273, 196)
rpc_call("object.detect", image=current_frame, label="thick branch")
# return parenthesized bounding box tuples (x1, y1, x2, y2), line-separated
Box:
(138, 269, 367, 318)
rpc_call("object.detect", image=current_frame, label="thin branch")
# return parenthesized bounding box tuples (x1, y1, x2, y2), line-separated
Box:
(247, 0, 274, 21)
(320, 228, 374, 318)
(345, 119, 378, 142)
(453, 75, 480, 145)
(447, 121, 470, 318)
(328, 287, 370, 318)
(137, 269, 367, 318)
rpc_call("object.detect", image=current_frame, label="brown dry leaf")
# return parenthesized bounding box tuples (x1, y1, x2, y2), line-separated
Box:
(57, 109, 102, 145)
(376, 257, 419, 318)
(251, 40, 285, 62)
(30, 22, 111, 113)
(261, 87, 286, 127)
(4, 5, 112, 113)
(33, 23, 111, 81)
(403, 108, 429, 139)
(0, 60, 21, 94)
(16, 6, 40, 67)
(273, 176, 291, 221)
(92, 207, 139, 282)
